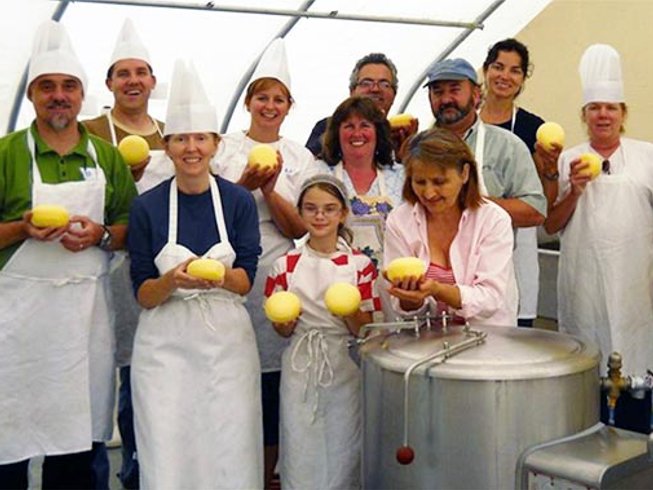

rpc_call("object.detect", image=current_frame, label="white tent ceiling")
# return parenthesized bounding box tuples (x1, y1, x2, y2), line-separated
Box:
(3, 0, 551, 143)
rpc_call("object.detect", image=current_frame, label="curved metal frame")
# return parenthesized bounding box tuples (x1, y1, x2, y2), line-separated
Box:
(7, 0, 502, 134)
(220, 0, 317, 133)
(397, 0, 505, 114)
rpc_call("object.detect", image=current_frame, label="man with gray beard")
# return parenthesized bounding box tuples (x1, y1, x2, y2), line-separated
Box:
(422, 58, 546, 330)
(0, 20, 136, 488)
(425, 58, 546, 228)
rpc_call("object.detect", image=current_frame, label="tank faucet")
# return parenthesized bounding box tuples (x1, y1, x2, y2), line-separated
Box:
(600, 352, 630, 425)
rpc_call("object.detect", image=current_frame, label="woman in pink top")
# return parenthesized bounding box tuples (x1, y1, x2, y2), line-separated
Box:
(383, 128, 518, 326)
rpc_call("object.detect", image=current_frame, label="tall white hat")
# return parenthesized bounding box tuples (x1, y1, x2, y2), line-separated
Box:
(164, 59, 218, 136)
(27, 20, 87, 94)
(579, 44, 624, 105)
(109, 18, 151, 67)
(251, 38, 291, 92)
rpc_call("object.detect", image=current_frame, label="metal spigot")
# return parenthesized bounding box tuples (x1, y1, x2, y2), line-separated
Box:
(440, 311, 449, 331)
(600, 352, 631, 424)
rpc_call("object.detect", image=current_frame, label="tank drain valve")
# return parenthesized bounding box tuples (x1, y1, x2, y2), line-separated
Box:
(600, 352, 631, 425)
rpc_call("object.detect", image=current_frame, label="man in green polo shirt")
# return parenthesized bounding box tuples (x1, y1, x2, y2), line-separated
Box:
(0, 20, 136, 489)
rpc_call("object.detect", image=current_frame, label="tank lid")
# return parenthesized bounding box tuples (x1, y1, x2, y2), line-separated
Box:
(361, 325, 599, 380)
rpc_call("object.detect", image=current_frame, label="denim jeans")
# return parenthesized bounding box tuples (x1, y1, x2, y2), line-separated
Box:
(118, 365, 139, 489)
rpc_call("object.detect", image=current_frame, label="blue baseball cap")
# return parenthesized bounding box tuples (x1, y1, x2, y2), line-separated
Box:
(423, 58, 478, 87)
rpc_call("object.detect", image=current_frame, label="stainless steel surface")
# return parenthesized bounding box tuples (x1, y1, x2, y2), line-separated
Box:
(366, 324, 597, 380)
(519, 424, 653, 489)
(361, 324, 600, 490)
(400, 326, 486, 448)
(537, 247, 558, 320)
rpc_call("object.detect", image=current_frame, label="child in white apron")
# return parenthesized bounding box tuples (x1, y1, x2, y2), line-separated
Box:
(265, 174, 381, 489)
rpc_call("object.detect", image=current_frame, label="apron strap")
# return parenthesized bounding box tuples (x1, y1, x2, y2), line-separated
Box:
(473, 121, 489, 196)
(209, 177, 229, 243)
(106, 110, 165, 145)
(106, 111, 118, 147)
(510, 105, 517, 134)
(27, 129, 103, 186)
(167, 177, 229, 245)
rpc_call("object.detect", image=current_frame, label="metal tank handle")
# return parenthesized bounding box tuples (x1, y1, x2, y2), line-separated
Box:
(356, 311, 449, 348)
(396, 324, 487, 465)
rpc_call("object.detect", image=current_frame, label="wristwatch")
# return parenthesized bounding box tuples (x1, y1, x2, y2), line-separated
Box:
(543, 169, 560, 181)
(98, 225, 113, 251)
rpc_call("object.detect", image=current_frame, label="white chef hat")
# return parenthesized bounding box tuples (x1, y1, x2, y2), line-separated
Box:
(579, 44, 624, 105)
(27, 20, 87, 94)
(109, 18, 151, 68)
(251, 38, 291, 93)
(164, 59, 218, 136)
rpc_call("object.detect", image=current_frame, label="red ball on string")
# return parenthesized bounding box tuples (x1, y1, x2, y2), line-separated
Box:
(396, 445, 414, 465)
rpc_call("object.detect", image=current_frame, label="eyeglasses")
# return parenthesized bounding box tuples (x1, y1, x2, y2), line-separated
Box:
(300, 204, 343, 218)
(356, 78, 394, 91)
(602, 159, 611, 175)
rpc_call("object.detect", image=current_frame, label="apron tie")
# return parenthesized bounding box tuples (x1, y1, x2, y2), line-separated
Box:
(0, 270, 103, 285)
(181, 290, 245, 331)
(183, 293, 217, 331)
(290, 328, 339, 422)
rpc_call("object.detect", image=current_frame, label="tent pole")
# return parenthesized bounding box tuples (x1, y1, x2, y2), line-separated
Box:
(397, 0, 505, 114)
(220, 0, 317, 133)
(62, 0, 482, 29)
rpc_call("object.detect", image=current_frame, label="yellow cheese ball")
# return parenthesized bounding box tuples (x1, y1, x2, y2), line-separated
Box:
(247, 144, 277, 169)
(385, 257, 426, 282)
(118, 135, 150, 166)
(265, 291, 302, 324)
(536, 122, 565, 151)
(579, 153, 602, 180)
(31, 204, 69, 228)
(388, 113, 414, 129)
(187, 258, 226, 281)
(324, 282, 361, 317)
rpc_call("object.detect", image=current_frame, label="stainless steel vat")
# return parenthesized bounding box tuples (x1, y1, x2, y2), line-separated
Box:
(361, 324, 600, 489)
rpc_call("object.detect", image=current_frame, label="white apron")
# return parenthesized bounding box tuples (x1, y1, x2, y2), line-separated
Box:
(0, 131, 114, 463)
(131, 177, 263, 490)
(335, 164, 394, 322)
(280, 242, 361, 490)
(106, 111, 174, 366)
(558, 144, 653, 375)
(475, 121, 530, 321)
(215, 133, 301, 372)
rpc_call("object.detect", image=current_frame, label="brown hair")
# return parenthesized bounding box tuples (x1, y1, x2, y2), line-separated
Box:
(482, 38, 531, 97)
(402, 128, 483, 210)
(297, 180, 353, 245)
(244, 77, 293, 107)
(321, 96, 393, 167)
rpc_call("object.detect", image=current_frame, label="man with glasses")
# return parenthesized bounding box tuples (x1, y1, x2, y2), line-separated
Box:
(306, 52, 415, 158)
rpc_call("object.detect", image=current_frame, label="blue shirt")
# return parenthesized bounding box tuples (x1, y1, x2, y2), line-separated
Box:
(127, 175, 261, 294)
